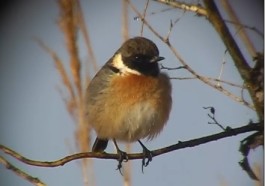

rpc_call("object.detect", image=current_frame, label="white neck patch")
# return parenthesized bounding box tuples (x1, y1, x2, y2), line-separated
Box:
(112, 53, 141, 76)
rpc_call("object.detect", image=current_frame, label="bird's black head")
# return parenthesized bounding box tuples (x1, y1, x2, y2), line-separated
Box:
(117, 37, 164, 77)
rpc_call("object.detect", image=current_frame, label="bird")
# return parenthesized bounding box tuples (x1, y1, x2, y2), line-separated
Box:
(85, 37, 172, 171)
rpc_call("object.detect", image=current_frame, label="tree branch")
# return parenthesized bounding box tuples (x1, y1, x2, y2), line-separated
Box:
(203, 0, 264, 120)
(152, 0, 208, 17)
(0, 156, 46, 186)
(0, 122, 262, 168)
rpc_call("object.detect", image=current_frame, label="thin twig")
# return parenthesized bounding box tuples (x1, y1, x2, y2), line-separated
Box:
(170, 76, 244, 89)
(203, 106, 226, 131)
(216, 56, 226, 87)
(160, 64, 186, 70)
(224, 19, 264, 39)
(140, 0, 150, 36)
(165, 12, 185, 41)
(150, 7, 175, 15)
(152, 0, 208, 17)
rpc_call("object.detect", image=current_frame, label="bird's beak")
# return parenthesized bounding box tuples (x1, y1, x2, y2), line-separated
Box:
(150, 56, 165, 63)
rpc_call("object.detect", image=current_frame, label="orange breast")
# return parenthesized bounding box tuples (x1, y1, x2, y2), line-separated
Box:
(110, 74, 160, 104)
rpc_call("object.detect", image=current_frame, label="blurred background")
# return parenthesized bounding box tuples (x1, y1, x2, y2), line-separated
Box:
(0, 0, 263, 186)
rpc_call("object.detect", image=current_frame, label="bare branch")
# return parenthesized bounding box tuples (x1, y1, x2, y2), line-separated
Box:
(149, 7, 174, 16)
(204, 0, 263, 120)
(216, 57, 226, 87)
(0, 156, 46, 186)
(127, 0, 165, 42)
(165, 9, 185, 41)
(168, 40, 254, 109)
(140, 0, 150, 36)
(0, 123, 261, 168)
(170, 75, 244, 89)
(152, 0, 208, 17)
(203, 107, 226, 131)
(160, 64, 186, 70)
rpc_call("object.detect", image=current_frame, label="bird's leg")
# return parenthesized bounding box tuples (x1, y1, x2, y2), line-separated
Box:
(138, 140, 153, 172)
(113, 139, 128, 174)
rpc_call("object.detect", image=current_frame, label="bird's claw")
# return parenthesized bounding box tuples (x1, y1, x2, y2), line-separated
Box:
(141, 147, 153, 173)
(116, 149, 129, 174)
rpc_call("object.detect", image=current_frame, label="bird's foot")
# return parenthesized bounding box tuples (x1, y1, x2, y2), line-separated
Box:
(116, 149, 129, 174)
(138, 140, 153, 172)
(141, 145, 153, 172)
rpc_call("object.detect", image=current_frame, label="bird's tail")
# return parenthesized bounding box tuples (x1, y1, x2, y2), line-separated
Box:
(92, 137, 108, 152)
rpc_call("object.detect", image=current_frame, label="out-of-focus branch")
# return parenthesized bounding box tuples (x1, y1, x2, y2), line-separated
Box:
(221, 0, 257, 58)
(36, 39, 77, 116)
(0, 156, 46, 186)
(122, 0, 130, 40)
(57, 1, 94, 186)
(152, 0, 208, 16)
(0, 122, 262, 168)
(76, 0, 98, 73)
(122, 1, 131, 185)
(58, 0, 82, 98)
(224, 19, 264, 39)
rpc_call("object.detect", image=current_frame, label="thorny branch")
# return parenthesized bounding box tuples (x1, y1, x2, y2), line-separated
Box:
(0, 122, 262, 168)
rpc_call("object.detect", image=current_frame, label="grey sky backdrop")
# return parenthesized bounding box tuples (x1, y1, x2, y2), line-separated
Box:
(0, 0, 263, 186)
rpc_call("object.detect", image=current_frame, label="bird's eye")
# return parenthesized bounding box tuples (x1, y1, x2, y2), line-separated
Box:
(134, 55, 141, 62)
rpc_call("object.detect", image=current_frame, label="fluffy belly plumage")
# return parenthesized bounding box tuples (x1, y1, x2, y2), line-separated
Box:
(87, 73, 172, 142)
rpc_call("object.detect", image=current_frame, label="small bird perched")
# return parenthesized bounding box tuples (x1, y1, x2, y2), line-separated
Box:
(86, 37, 172, 171)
